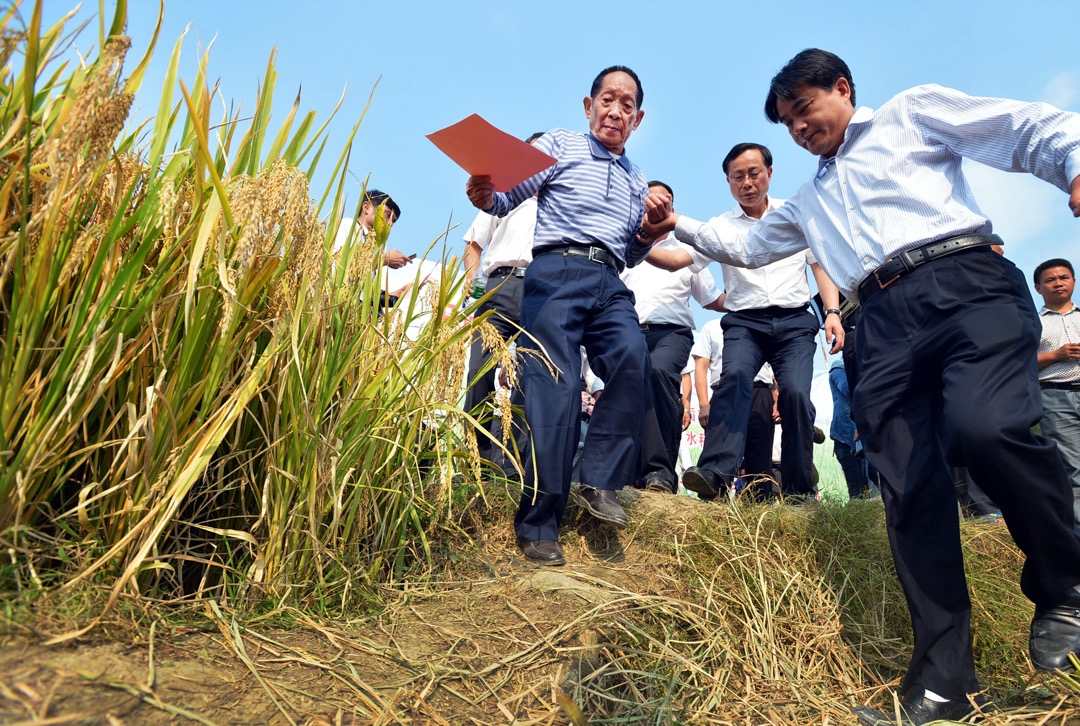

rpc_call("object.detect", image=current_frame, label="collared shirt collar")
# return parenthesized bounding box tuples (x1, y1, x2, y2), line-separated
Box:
(817, 105, 874, 178)
(1040, 302, 1078, 316)
(730, 195, 782, 222)
(587, 133, 634, 173)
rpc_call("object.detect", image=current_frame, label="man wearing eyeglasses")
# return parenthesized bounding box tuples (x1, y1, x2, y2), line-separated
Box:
(1035, 258, 1080, 523)
(674, 142, 844, 502)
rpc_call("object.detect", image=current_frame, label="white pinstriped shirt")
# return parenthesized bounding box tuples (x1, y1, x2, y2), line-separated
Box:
(674, 84, 1080, 299)
(486, 129, 649, 269)
(1039, 304, 1080, 383)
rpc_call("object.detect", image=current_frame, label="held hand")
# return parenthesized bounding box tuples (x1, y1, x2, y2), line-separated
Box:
(466, 175, 495, 211)
(644, 188, 672, 221)
(1058, 343, 1080, 361)
(383, 249, 413, 269)
(824, 317, 845, 354)
(640, 215, 678, 243)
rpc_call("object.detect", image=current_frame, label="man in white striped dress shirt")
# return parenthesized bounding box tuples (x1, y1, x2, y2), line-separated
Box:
(1035, 258, 1080, 524)
(642, 48, 1080, 725)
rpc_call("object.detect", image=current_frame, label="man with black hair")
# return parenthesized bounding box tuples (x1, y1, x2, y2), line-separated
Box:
(650, 142, 843, 501)
(643, 48, 1080, 725)
(334, 188, 412, 269)
(1035, 258, 1080, 523)
(466, 66, 660, 567)
(332, 188, 413, 309)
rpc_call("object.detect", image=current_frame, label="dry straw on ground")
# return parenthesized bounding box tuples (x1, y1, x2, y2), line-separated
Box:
(2, 2, 1079, 724)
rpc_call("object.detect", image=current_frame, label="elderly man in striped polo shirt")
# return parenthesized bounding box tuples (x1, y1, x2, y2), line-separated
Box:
(466, 66, 659, 566)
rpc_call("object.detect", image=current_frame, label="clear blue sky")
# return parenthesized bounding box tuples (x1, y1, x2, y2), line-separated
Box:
(36, 0, 1080, 338)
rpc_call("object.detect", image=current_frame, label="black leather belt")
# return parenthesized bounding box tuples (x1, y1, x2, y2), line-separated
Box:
(1041, 381, 1080, 391)
(744, 304, 809, 317)
(857, 234, 1002, 303)
(534, 245, 620, 272)
(490, 266, 527, 278)
(639, 322, 687, 332)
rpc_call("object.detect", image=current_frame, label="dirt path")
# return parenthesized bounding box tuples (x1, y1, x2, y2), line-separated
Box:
(0, 493, 695, 725)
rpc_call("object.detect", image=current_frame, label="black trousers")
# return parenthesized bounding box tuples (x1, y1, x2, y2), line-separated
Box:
(744, 382, 776, 479)
(463, 271, 528, 471)
(853, 246, 1080, 699)
(638, 325, 693, 487)
(697, 306, 818, 494)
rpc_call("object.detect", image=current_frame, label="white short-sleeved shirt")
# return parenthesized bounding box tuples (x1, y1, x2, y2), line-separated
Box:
(332, 218, 370, 254)
(712, 198, 817, 311)
(463, 197, 537, 276)
(1038, 304, 1080, 383)
(620, 237, 721, 328)
(691, 318, 773, 389)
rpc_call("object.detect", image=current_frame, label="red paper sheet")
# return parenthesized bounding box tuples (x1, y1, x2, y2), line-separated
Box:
(427, 114, 556, 192)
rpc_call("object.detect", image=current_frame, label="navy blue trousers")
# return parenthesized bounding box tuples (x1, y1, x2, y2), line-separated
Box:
(853, 246, 1080, 699)
(514, 253, 650, 542)
(697, 306, 818, 494)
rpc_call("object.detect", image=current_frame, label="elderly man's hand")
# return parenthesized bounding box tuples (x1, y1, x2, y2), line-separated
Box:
(644, 187, 672, 222)
(640, 189, 677, 242)
(466, 175, 495, 211)
(384, 249, 413, 269)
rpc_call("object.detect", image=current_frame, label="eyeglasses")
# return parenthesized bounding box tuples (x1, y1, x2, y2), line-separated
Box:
(728, 168, 766, 184)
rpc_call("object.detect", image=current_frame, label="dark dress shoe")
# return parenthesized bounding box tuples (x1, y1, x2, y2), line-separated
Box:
(1030, 586, 1080, 671)
(518, 539, 565, 566)
(573, 486, 629, 528)
(853, 688, 982, 725)
(681, 466, 720, 500)
(643, 471, 674, 493)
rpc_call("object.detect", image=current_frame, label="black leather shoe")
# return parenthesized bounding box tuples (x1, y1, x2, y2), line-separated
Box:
(853, 688, 983, 725)
(573, 486, 629, 528)
(518, 539, 565, 566)
(682, 466, 721, 500)
(643, 471, 674, 493)
(1030, 586, 1080, 671)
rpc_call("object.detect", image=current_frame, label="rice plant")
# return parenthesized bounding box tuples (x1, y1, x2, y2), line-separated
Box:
(0, 0, 514, 626)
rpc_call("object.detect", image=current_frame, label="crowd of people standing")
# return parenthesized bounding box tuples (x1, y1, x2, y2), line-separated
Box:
(359, 49, 1080, 725)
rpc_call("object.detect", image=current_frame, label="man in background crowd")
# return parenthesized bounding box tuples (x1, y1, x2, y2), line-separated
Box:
(461, 133, 544, 479)
(1035, 258, 1080, 523)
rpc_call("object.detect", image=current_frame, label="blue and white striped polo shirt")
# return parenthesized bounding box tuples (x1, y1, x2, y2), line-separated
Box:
(486, 128, 649, 269)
